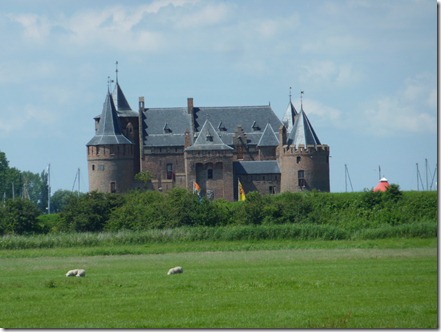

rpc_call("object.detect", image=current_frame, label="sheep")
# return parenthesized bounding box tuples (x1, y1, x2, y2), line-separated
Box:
(65, 269, 86, 277)
(75, 269, 86, 277)
(167, 266, 183, 275)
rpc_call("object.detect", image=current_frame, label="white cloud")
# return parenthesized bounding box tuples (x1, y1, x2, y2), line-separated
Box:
(0, 104, 57, 136)
(302, 99, 343, 128)
(360, 73, 436, 136)
(300, 60, 363, 87)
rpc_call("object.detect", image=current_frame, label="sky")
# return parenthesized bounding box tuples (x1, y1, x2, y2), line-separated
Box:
(0, 0, 437, 194)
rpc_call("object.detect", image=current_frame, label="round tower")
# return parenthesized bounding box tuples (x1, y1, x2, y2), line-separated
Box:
(86, 91, 134, 193)
(278, 105, 330, 192)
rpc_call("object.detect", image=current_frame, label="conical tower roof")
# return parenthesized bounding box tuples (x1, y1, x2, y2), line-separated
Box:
(282, 100, 297, 132)
(287, 106, 321, 148)
(112, 82, 138, 117)
(87, 92, 133, 146)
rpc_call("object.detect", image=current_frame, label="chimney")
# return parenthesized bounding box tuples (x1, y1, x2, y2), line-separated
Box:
(187, 97, 193, 114)
(139, 96, 145, 110)
(184, 129, 191, 148)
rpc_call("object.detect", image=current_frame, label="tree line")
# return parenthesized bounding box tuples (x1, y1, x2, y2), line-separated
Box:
(0, 185, 436, 236)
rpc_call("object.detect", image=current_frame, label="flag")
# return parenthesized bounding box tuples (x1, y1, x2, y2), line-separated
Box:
(193, 181, 201, 195)
(238, 180, 246, 201)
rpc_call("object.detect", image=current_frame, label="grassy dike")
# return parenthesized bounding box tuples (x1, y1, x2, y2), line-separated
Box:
(0, 237, 437, 328)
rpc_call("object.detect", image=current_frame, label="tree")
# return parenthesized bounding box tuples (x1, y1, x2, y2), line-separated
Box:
(50, 190, 77, 213)
(134, 171, 154, 190)
(60, 191, 124, 232)
(0, 198, 41, 235)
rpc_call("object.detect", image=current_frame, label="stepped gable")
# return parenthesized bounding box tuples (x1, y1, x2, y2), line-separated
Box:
(257, 123, 279, 147)
(87, 92, 133, 146)
(282, 100, 297, 132)
(286, 106, 321, 148)
(186, 120, 233, 151)
(193, 105, 282, 146)
(234, 160, 280, 175)
(143, 107, 192, 147)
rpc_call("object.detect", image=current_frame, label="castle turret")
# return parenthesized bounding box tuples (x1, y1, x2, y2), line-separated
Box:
(278, 105, 330, 192)
(86, 91, 135, 193)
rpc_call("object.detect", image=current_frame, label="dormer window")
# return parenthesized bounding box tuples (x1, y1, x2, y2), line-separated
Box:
(206, 131, 213, 141)
(218, 121, 227, 131)
(252, 121, 260, 131)
(163, 123, 172, 133)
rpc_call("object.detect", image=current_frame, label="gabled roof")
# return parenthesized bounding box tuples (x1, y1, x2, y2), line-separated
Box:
(287, 107, 321, 148)
(87, 92, 133, 146)
(234, 160, 280, 175)
(257, 123, 279, 147)
(282, 100, 297, 132)
(112, 82, 138, 117)
(186, 120, 233, 151)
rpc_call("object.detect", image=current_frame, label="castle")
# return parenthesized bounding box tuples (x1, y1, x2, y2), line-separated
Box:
(87, 76, 330, 201)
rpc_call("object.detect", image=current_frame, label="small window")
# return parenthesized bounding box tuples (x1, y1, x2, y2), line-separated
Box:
(92, 164, 95, 171)
(269, 186, 275, 194)
(167, 163, 173, 180)
(110, 182, 116, 193)
(207, 169, 213, 179)
(297, 156, 301, 163)
(298, 170, 306, 187)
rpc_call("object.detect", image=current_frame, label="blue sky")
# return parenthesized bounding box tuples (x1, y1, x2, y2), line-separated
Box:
(0, 0, 437, 194)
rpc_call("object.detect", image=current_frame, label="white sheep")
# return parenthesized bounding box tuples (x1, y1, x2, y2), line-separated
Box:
(167, 266, 183, 275)
(65, 269, 86, 277)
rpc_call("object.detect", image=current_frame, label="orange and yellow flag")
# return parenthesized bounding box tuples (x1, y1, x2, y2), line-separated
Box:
(238, 180, 246, 201)
(193, 181, 201, 195)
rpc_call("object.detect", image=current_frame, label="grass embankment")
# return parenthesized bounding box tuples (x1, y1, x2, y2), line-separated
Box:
(1, 221, 436, 251)
(0, 239, 437, 328)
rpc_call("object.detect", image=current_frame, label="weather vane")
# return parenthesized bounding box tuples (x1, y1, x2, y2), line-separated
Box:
(115, 60, 119, 83)
(107, 76, 114, 92)
(300, 90, 304, 108)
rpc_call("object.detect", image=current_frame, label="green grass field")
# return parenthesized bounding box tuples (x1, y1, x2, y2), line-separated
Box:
(0, 238, 437, 328)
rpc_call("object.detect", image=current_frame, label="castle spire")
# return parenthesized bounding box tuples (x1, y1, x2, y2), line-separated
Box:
(300, 90, 304, 109)
(107, 76, 114, 93)
(86, 91, 132, 146)
(282, 86, 298, 132)
(115, 60, 119, 83)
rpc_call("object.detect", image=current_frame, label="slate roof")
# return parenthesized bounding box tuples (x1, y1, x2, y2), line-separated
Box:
(186, 120, 233, 151)
(257, 123, 279, 147)
(234, 160, 280, 175)
(282, 100, 298, 133)
(112, 82, 139, 117)
(286, 107, 321, 148)
(87, 92, 133, 146)
(143, 107, 192, 147)
(193, 105, 281, 135)
(142, 104, 282, 148)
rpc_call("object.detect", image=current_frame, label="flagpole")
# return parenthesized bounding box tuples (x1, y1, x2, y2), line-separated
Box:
(47, 163, 51, 214)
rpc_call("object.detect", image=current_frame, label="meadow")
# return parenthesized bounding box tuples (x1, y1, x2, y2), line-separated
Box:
(0, 237, 437, 328)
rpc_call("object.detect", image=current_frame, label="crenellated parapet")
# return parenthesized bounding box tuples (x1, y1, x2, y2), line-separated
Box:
(280, 143, 330, 155)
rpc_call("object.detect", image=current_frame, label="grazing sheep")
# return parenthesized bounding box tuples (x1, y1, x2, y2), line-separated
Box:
(167, 266, 183, 275)
(66, 269, 86, 277)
